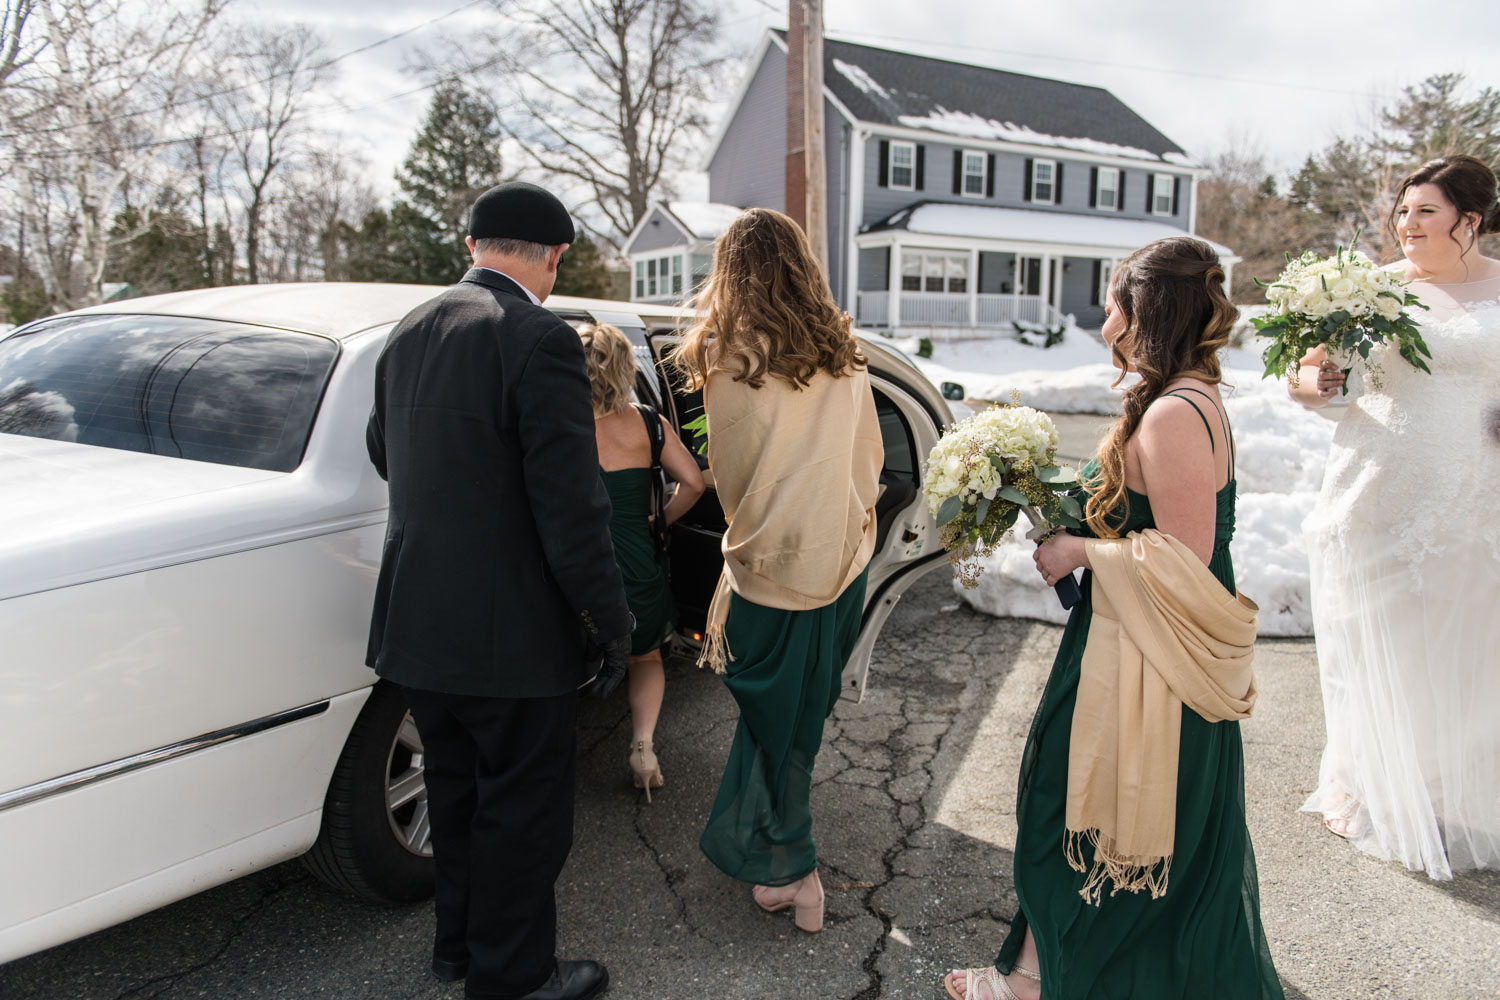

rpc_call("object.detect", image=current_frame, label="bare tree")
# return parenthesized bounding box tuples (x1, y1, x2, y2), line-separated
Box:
(209, 23, 331, 283)
(1196, 135, 1319, 303)
(4, 0, 228, 309)
(434, 0, 722, 245)
(0, 0, 42, 101)
(263, 142, 374, 281)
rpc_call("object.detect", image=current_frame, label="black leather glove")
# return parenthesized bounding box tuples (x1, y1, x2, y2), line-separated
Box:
(587, 631, 633, 699)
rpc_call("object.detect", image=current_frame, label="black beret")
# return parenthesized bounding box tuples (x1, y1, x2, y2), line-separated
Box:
(468, 181, 575, 245)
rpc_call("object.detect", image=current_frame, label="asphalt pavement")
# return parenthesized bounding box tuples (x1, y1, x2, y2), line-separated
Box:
(2, 570, 1496, 1000)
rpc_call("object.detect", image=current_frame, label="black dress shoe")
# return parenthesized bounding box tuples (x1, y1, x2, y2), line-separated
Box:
(432, 956, 468, 982)
(511, 959, 608, 1000)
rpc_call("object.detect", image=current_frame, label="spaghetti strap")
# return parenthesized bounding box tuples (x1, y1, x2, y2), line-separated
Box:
(1162, 387, 1236, 480)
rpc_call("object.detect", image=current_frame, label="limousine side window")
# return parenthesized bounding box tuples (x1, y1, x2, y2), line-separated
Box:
(0, 315, 339, 473)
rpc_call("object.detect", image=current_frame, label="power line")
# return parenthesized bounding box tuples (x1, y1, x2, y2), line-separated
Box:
(0, 0, 486, 141)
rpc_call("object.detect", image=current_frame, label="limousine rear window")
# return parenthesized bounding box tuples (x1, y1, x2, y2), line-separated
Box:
(0, 315, 338, 472)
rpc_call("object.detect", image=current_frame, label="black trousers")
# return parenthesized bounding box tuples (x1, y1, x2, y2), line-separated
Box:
(400, 685, 577, 1000)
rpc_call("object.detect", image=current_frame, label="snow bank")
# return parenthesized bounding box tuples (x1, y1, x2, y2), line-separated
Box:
(927, 350, 1335, 636)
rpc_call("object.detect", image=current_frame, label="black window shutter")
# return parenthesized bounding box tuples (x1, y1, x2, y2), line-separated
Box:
(1172, 176, 1182, 215)
(1055, 163, 1064, 203)
(953, 150, 962, 194)
(1091, 260, 1102, 305)
(1024, 158, 1033, 200)
(1117, 170, 1126, 211)
(1089, 166, 1098, 208)
(878, 140, 889, 188)
(1146, 173, 1155, 211)
(986, 154, 996, 197)
(915, 145, 925, 189)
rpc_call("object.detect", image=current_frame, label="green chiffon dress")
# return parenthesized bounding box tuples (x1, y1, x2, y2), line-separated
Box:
(995, 393, 1283, 1000)
(600, 467, 676, 655)
(699, 568, 869, 885)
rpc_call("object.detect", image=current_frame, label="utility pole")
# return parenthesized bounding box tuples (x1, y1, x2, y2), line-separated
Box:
(802, 0, 828, 274)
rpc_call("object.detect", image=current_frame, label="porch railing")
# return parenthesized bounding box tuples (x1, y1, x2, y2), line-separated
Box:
(855, 291, 1069, 331)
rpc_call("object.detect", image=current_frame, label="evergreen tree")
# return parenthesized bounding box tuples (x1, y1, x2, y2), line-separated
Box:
(390, 83, 506, 284)
(551, 234, 613, 298)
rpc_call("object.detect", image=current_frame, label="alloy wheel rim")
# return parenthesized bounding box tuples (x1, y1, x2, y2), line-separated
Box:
(385, 711, 432, 857)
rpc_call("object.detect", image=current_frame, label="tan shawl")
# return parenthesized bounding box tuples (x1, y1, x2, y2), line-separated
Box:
(698, 366, 883, 672)
(1067, 529, 1259, 904)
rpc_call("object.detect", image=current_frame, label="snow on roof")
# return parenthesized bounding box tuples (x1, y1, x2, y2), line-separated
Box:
(665, 201, 743, 240)
(833, 58, 889, 100)
(875, 202, 1236, 258)
(894, 107, 1199, 166)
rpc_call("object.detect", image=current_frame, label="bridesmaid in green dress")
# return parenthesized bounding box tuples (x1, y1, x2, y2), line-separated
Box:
(578, 323, 703, 800)
(946, 238, 1284, 1000)
(672, 209, 884, 935)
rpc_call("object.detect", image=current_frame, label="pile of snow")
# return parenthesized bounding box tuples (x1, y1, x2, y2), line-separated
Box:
(916, 332, 1336, 636)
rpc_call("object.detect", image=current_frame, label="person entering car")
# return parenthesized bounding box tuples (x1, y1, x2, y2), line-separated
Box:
(577, 321, 704, 801)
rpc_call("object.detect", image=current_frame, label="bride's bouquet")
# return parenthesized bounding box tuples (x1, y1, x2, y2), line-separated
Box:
(1253, 237, 1431, 393)
(923, 404, 1083, 607)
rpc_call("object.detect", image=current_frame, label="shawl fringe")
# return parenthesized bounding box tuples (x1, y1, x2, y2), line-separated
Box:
(697, 620, 731, 674)
(1064, 827, 1172, 906)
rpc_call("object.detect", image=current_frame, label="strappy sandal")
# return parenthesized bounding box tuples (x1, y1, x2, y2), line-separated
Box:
(942, 963, 1040, 1000)
(1322, 789, 1366, 840)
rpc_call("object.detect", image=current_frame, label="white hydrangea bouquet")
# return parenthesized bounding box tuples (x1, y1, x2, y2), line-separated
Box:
(1253, 237, 1431, 394)
(923, 404, 1083, 606)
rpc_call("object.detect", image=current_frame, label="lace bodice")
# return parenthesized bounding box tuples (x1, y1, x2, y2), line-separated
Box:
(1306, 274, 1500, 577)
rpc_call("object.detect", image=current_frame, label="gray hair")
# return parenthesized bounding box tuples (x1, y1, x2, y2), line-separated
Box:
(472, 237, 554, 265)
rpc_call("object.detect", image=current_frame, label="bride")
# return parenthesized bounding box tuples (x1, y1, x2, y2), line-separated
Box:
(1292, 154, 1500, 879)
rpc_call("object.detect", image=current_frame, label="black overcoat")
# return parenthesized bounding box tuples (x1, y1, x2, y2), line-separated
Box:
(365, 268, 632, 698)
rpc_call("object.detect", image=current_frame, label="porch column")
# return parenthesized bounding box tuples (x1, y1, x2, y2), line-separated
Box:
(887, 241, 901, 330)
(1040, 253, 1052, 322)
(968, 247, 979, 331)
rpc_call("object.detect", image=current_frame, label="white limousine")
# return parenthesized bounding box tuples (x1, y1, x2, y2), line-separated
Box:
(0, 283, 957, 962)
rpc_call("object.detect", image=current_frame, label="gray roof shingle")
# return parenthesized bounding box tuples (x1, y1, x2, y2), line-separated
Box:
(784, 32, 1189, 162)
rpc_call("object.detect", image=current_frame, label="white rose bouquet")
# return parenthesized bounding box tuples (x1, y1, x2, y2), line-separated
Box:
(1253, 236, 1431, 393)
(923, 404, 1083, 605)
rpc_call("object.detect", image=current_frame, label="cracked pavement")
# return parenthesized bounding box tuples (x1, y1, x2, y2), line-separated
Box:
(2, 571, 1497, 999)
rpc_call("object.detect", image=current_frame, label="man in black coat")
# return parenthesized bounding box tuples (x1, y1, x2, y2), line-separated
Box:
(366, 181, 632, 1000)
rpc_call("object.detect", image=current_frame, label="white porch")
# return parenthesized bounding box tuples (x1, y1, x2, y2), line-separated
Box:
(850, 203, 1238, 338)
(854, 290, 1068, 330)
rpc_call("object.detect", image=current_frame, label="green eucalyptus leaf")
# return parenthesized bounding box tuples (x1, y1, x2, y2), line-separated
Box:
(973, 495, 992, 527)
(936, 495, 963, 526)
(989, 455, 1009, 475)
(1057, 493, 1084, 519)
(997, 485, 1029, 505)
(1036, 465, 1078, 485)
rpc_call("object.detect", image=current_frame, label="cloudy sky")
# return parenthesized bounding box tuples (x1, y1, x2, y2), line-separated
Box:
(246, 0, 1500, 201)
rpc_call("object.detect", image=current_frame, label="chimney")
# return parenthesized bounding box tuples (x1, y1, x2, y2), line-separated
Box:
(785, 0, 806, 227)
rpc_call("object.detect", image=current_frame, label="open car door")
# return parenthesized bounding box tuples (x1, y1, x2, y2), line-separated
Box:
(644, 333, 951, 701)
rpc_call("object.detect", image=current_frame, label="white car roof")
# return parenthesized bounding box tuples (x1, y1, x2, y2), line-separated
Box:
(62, 282, 696, 340)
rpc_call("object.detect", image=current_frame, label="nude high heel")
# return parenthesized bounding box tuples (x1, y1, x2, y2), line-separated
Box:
(628, 740, 663, 803)
(792, 870, 824, 933)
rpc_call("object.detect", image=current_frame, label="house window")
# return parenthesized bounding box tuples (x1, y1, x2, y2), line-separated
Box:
(961, 150, 987, 198)
(889, 141, 916, 189)
(634, 254, 683, 298)
(902, 250, 969, 293)
(1095, 167, 1119, 210)
(1096, 261, 1113, 305)
(1152, 173, 1174, 215)
(1031, 159, 1056, 204)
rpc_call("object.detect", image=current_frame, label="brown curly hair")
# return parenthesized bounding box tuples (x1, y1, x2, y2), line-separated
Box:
(576, 322, 636, 416)
(673, 207, 865, 390)
(1087, 236, 1239, 538)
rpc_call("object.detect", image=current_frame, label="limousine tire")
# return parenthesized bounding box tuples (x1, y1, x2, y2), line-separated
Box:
(304, 682, 434, 903)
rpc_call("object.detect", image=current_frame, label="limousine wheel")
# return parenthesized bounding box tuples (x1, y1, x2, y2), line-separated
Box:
(304, 683, 434, 903)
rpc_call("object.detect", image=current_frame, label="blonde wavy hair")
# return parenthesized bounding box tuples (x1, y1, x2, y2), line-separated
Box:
(673, 207, 865, 390)
(576, 322, 636, 416)
(1087, 236, 1239, 538)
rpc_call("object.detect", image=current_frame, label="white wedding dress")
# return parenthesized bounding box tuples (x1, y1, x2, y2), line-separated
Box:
(1302, 273, 1500, 879)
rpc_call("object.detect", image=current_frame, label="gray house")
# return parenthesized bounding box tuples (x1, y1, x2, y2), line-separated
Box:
(624, 30, 1235, 332)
